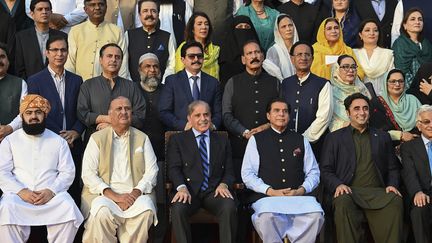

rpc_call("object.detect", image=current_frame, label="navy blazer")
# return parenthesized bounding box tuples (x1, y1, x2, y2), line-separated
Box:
(401, 137, 432, 200)
(167, 130, 235, 197)
(14, 27, 67, 79)
(320, 126, 400, 194)
(158, 70, 222, 130)
(27, 68, 84, 135)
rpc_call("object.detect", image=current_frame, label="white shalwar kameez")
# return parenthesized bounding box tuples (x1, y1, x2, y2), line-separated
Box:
(242, 135, 324, 243)
(0, 129, 84, 243)
(81, 130, 158, 243)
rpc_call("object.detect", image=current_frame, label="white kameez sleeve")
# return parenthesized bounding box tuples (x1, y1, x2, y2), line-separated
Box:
(8, 80, 27, 131)
(391, 1, 403, 46)
(134, 138, 159, 194)
(301, 138, 320, 193)
(118, 32, 131, 81)
(162, 34, 177, 83)
(47, 139, 76, 194)
(82, 137, 110, 195)
(302, 81, 333, 143)
(241, 136, 271, 194)
(63, 0, 87, 27)
(0, 137, 26, 193)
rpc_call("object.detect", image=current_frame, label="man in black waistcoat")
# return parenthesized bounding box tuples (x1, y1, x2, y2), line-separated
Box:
(241, 98, 324, 243)
(126, 0, 175, 83)
(280, 41, 332, 160)
(222, 39, 279, 182)
(320, 92, 403, 243)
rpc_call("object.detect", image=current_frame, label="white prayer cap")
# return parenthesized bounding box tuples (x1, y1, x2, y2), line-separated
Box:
(138, 53, 159, 65)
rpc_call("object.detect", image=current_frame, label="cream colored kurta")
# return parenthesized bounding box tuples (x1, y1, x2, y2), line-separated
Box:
(0, 129, 83, 227)
(65, 20, 130, 81)
(82, 128, 158, 222)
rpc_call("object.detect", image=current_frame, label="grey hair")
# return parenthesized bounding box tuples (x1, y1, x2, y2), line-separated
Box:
(416, 105, 432, 122)
(187, 100, 211, 116)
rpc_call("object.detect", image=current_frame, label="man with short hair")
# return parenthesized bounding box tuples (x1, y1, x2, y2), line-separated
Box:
(159, 41, 222, 131)
(401, 105, 432, 243)
(15, 0, 67, 79)
(223, 40, 278, 181)
(321, 92, 403, 243)
(77, 43, 145, 143)
(136, 53, 166, 161)
(127, 0, 175, 83)
(66, 0, 129, 81)
(280, 41, 332, 158)
(242, 98, 324, 243)
(167, 100, 237, 243)
(26, 35, 84, 204)
(0, 94, 84, 243)
(81, 96, 158, 243)
(0, 43, 27, 142)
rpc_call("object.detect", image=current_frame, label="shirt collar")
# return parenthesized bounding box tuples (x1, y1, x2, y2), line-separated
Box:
(421, 134, 431, 146)
(270, 125, 287, 134)
(185, 70, 202, 79)
(192, 128, 210, 137)
(297, 72, 311, 83)
(113, 129, 130, 139)
(350, 125, 369, 134)
(47, 65, 65, 79)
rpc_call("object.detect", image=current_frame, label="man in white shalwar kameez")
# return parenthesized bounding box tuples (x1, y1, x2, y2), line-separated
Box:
(242, 98, 324, 243)
(0, 94, 84, 243)
(81, 96, 158, 243)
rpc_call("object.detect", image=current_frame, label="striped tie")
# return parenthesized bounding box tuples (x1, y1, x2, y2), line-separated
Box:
(199, 133, 209, 191)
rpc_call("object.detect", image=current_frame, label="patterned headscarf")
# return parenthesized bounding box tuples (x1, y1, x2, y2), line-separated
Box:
(19, 94, 51, 115)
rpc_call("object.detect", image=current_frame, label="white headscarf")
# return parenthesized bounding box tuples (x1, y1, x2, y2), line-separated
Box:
(263, 14, 300, 81)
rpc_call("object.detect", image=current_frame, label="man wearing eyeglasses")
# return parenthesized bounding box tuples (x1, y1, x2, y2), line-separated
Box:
(401, 105, 432, 243)
(280, 41, 332, 160)
(159, 41, 222, 131)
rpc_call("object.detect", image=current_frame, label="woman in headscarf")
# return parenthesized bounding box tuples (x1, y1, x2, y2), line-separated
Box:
(311, 17, 364, 81)
(262, 14, 299, 81)
(219, 15, 260, 86)
(329, 54, 370, 132)
(174, 12, 220, 79)
(354, 19, 394, 96)
(235, 0, 279, 52)
(392, 7, 432, 89)
(330, 0, 360, 48)
(370, 69, 420, 144)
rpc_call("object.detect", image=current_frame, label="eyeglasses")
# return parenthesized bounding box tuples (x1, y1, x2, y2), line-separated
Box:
(48, 48, 68, 53)
(418, 119, 431, 125)
(292, 53, 312, 59)
(340, 64, 357, 71)
(186, 53, 204, 60)
(387, 79, 404, 85)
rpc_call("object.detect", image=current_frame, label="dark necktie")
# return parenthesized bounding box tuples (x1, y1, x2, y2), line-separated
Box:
(191, 76, 200, 100)
(199, 133, 209, 191)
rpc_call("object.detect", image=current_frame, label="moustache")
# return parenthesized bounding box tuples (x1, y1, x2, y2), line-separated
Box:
(144, 16, 155, 20)
(0, 62, 4, 67)
(250, 58, 260, 64)
(192, 61, 202, 65)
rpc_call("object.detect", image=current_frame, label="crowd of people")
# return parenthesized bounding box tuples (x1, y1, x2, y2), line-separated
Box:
(1, 0, 432, 243)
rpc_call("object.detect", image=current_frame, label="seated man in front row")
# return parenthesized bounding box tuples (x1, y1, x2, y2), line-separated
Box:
(81, 96, 158, 242)
(321, 93, 403, 243)
(242, 98, 324, 243)
(167, 100, 237, 243)
(0, 94, 83, 242)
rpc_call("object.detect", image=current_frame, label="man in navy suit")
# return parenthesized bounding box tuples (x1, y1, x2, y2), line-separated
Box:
(26, 35, 84, 204)
(401, 105, 432, 243)
(159, 41, 222, 131)
(15, 0, 67, 79)
(320, 92, 403, 243)
(167, 100, 237, 243)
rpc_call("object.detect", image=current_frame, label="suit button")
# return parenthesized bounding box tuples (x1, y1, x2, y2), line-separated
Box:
(186, 178, 191, 182)
(282, 179, 286, 182)
(185, 163, 188, 166)
(280, 149, 283, 152)
(282, 168, 285, 172)
(281, 159, 285, 162)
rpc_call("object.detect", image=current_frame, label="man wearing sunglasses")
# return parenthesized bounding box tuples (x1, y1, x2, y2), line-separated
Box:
(159, 41, 222, 131)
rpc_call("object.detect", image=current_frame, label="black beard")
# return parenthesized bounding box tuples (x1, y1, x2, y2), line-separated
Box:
(22, 119, 46, 135)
